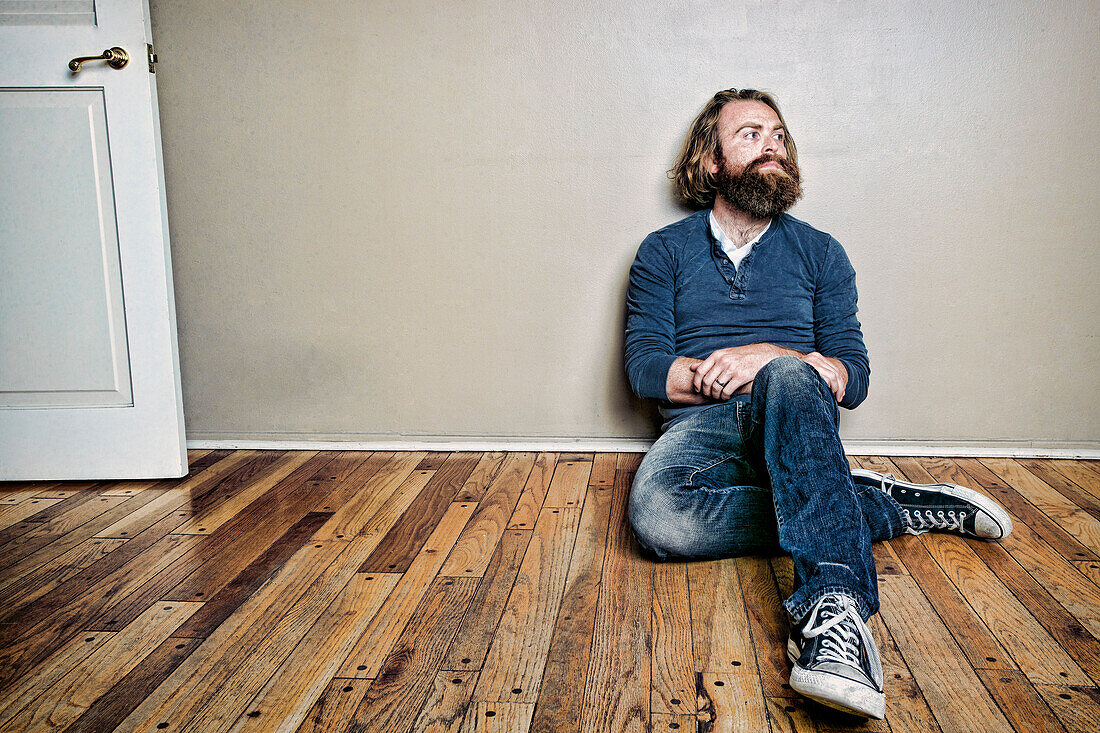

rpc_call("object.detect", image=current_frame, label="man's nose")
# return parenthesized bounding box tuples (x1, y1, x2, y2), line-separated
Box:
(763, 138, 778, 155)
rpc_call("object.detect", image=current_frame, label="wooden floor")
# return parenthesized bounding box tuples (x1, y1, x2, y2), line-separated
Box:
(1, 452, 1099, 732)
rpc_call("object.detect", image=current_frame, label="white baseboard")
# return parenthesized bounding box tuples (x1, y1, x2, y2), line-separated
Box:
(186, 435, 1100, 459)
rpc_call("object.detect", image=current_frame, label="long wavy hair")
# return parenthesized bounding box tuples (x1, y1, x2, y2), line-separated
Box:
(670, 89, 798, 209)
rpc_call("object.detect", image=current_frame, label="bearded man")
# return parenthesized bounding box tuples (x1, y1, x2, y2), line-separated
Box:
(624, 89, 1012, 719)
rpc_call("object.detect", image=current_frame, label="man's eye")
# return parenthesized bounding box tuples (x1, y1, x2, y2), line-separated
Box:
(745, 131, 758, 139)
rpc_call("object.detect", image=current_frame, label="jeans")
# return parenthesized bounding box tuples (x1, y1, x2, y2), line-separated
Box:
(628, 356, 906, 621)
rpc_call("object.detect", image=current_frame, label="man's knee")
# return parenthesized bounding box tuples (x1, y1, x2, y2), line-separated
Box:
(628, 471, 697, 560)
(757, 355, 816, 387)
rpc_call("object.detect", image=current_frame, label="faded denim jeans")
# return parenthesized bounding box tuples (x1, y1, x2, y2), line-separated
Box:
(628, 356, 906, 621)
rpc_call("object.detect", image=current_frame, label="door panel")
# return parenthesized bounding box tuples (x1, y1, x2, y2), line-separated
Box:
(0, 89, 133, 408)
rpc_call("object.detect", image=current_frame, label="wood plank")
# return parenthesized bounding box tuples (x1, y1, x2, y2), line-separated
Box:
(336, 500, 477, 678)
(293, 678, 373, 733)
(408, 671, 477, 733)
(690, 558, 758, 675)
(172, 511, 334, 638)
(1043, 460, 1100, 503)
(342, 576, 480, 732)
(651, 561, 696, 715)
(0, 532, 203, 689)
(877, 574, 1015, 733)
(1020, 459, 1100, 521)
(62, 636, 204, 733)
(1074, 559, 1100, 589)
(739, 555, 796, 698)
(983, 458, 1100, 555)
(107, 539, 347, 732)
(0, 536, 127, 622)
(312, 451, 427, 542)
(888, 535, 1015, 671)
(417, 452, 452, 471)
(696, 672, 769, 733)
(89, 450, 280, 542)
(765, 696, 821, 732)
(921, 531, 1090, 684)
(508, 452, 557, 530)
(0, 500, 193, 633)
(440, 452, 536, 577)
(0, 601, 202, 732)
(543, 457, 592, 508)
(967, 538, 1100, 684)
(0, 483, 57, 503)
(976, 669, 1069, 733)
(462, 701, 536, 732)
(473, 505, 582, 703)
(617, 453, 644, 471)
(0, 631, 114, 726)
(359, 451, 480, 573)
(873, 540, 907, 576)
(952, 458, 1100, 563)
(0, 494, 129, 574)
(227, 571, 401, 733)
(589, 453, 616, 487)
(100, 479, 162, 497)
(866, 613, 942, 733)
(114, 536, 380, 733)
(161, 453, 362, 602)
(456, 451, 508, 502)
(650, 713, 697, 731)
(171, 450, 321, 535)
(1035, 684, 1100, 733)
(579, 468, 650, 733)
(528, 481, 614, 733)
(186, 448, 212, 462)
(442, 529, 533, 672)
(0, 497, 62, 531)
(310, 451, 394, 512)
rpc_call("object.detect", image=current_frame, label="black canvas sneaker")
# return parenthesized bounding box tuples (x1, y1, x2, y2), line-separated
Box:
(850, 468, 1013, 540)
(788, 593, 885, 719)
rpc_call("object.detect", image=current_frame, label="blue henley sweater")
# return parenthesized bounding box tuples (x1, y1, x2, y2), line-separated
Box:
(625, 209, 870, 430)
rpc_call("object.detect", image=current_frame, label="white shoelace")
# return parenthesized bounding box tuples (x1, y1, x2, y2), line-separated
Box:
(873, 472, 898, 492)
(801, 595, 867, 669)
(904, 508, 968, 532)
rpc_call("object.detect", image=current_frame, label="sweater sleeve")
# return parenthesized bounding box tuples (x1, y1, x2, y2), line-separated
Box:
(814, 237, 870, 409)
(624, 233, 679, 401)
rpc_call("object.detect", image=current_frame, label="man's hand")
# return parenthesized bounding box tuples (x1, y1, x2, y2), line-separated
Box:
(801, 351, 848, 403)
(691, 343, 800, 400)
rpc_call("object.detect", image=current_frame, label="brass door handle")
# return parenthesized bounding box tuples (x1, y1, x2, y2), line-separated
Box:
(68, 47, 129, 74)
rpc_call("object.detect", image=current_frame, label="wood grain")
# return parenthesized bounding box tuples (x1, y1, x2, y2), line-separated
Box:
(579, 468, 650, 733)
(2, 452, 1097, 733)
(689, 558, 758, 675)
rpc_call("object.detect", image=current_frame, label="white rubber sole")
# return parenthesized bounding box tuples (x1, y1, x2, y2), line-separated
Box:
(850, 468, 1013, 539)
(787, 643, 885, 719)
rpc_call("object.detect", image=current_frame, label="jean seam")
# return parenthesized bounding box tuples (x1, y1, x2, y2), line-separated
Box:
(688, 453, 745, 487)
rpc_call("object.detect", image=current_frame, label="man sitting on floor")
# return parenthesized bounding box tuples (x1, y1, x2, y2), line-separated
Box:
(624, 88, 1013, 719)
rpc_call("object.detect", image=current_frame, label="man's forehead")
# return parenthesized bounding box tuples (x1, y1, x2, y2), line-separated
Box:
(719, 100, 783, 131)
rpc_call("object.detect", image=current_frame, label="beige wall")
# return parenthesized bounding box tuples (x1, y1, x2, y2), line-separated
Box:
(149, 0, 1099, 448)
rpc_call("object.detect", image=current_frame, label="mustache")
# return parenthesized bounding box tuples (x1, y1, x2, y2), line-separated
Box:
(747, 154, 799, 177)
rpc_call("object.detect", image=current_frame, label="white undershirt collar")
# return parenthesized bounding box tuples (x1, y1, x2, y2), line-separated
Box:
(709, 211, 771, 270)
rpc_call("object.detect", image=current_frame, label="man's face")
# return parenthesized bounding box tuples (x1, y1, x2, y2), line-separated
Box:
(709, 100, 802, 218)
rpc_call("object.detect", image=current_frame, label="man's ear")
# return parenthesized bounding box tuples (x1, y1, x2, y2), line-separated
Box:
(705, 150, 719, 176)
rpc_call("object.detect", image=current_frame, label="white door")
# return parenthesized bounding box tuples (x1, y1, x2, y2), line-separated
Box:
(0, 0, 186, 479)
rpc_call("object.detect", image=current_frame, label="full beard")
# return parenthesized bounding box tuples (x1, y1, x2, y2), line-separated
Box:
(714, 152, 803, 218)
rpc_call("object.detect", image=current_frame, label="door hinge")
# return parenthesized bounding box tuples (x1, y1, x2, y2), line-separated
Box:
(147, 43, 158, 73)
